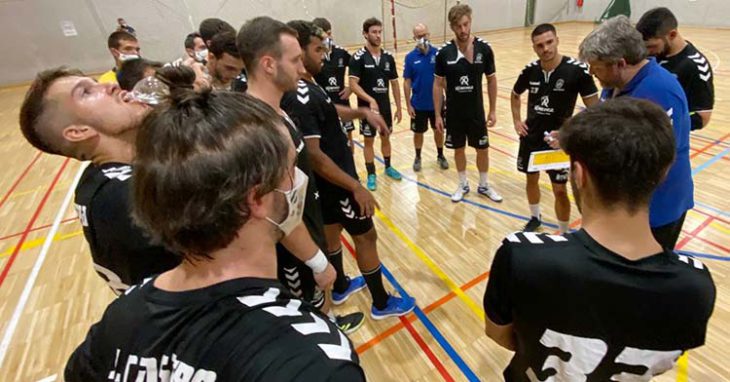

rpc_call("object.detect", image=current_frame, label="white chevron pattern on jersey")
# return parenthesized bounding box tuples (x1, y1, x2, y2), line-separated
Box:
(688, 52, 712, 82)
(505, 231, 568, 244)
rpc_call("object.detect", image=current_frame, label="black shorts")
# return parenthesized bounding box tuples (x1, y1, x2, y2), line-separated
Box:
(444, 115, 489, 149)
(651, 212, 687, 250)
(516, 134, 568, 184)
(276, 245, 324, 309)
(360, 109, 393, 138)
(334, 99, 355, 133)
(321, 189, 374, 236)
(410, 110, 436, 133)
(342, 120, 355, 132)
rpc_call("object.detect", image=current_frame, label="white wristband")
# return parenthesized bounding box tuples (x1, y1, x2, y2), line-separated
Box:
(305, 250, 329, 274)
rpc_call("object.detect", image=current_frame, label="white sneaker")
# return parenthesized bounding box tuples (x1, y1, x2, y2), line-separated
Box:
(451, 183, 470, 202)
(478, 185, 503, 202)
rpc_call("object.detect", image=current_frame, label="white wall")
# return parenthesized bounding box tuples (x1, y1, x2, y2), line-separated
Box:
(2, 0, 728, 85)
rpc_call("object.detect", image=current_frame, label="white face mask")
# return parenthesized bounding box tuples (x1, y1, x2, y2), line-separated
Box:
(416, 37, 430, 51)
(267, 167, 308, 237)
(323, 37, 334, 53)
(119, 53, 140, 62)
(194, 48, 208, 63)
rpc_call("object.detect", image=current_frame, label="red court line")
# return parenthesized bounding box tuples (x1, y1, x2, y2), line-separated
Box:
(692, 208, 730, 226)
(682, 233, 730, 254)
(401, 317, 454, 382)
(0, 218, 77, 242)
(690, 132, 730, 159)
(676, 215, 715, 249)
(0, 152, 42, 210)
(689, 146, 730, 162)
(0, 158, 70, 289)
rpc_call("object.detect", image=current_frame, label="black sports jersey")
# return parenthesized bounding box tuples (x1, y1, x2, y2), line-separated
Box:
(281, 115, 326, 250)
(73, 163, 180, 295)
(484, 230, 716, 382)
(65, 277, 364, 381)
(282, 80, 357, 197)
(315, 46, 351, 105)
(231, 69, 248, 93)
(434, 37, 495, 119)
(348, 47, 398, 113)
(513, 56, 597, 136)
(659, 42, 714, 115)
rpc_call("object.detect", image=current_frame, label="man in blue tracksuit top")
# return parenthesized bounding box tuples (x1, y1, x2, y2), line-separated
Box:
(579, 15, 693, 249)
(403, 23, 448, 172)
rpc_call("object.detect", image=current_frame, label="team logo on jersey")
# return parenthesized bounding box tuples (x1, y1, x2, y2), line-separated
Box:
(475, 52, 483, 64)
(329, 77, 337, 86)
(430, 55, 436, 64)
(530, 87, 539, 94)
(377, 78, 385, 88)
(455, 75, 473, 93)
(554, 79, 565, 91)
(338, 57, 344, 67)
(384, 61, 391, 71)
(534, 95, 555, 115)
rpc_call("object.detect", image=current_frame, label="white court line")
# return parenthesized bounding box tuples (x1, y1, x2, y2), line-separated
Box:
(0, 161, 88, 370)
(36, 374, 57, 382)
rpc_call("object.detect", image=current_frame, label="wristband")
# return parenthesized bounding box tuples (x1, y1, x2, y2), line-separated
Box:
(305, 250, 329, 274)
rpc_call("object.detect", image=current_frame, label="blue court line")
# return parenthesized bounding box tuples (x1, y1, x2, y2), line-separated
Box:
(691, 132, 730, 148)
(694, 201, 730, 218)
(678, 250, 730, 262)
(692, 146, 730, 175)
(378, 263, 480, 381)
(353, 141, 728, 261)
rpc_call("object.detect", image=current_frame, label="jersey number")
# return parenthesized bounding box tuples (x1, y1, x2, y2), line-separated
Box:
(526, 329, 681, 381)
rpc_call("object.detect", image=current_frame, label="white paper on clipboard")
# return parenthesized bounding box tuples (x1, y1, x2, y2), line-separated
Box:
(527, 149, 570, 172)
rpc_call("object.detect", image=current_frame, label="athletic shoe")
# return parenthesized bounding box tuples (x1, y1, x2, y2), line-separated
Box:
(413, 157, 422, 172)
(366, 174, 377, 191)
(332, 276, 367, 305)
(335, 312, 366, 334)
(371, 294, 416, 320)
(522, 216, 542, 232)
(437, 156, 449, 170)
(451, 183, 470, 203)
(385, 166, 402, 180)
(478, 185, 503, 202)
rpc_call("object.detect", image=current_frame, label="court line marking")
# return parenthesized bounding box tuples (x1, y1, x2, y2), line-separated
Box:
(0, 218, 77, 242)
(375, 209, 486, 321)
(341, 238, 478, 381)
(401, 317, 455, 382)
(0, 158, 70, 289)
(0, 161, 86, 369)
(0, 230, 83, 259)
(0, 152, 42, 210)
(692, 146, 730, 175)
(695, 201, 730, 219)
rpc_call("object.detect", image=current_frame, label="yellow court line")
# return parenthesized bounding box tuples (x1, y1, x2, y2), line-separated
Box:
(676, 352, 689, 382)
(710, 221, 730, 235)
(0, 230, 83, 259)
(375, 209, 486, 321)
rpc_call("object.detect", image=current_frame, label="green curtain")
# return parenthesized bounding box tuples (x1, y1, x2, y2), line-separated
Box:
(598, 0, 631, 22)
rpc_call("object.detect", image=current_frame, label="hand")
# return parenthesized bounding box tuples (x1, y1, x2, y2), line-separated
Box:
(545, 130, 561, 149)
(313, 263, 336, 291)
(339, 87, 352, 100)
(363, 108, 390, 137)
(435, 115, 445, 134)
(353, 185, 379, 217)
(189, 62, 211, 91)
(394, 108, 402, 124)
(514, 120, 528, 137)
(369, 100, 380, 113)
(407, 105, 416, 119)
(487, 111, 497, 127)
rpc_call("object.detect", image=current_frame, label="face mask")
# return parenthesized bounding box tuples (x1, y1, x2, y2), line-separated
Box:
(416, 37, 430, 50)
(118, 53, 140, 62)
(323, 37, 334, 53)
(267, 167, 308, 237)
(194, 48, 208, 62)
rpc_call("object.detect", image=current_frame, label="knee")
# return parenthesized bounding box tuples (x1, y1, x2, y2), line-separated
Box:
(353, 227, 377, 245)
(553, 186, 569, 199)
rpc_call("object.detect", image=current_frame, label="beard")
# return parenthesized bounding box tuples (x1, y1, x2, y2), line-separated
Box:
(274, 65, 299, 92)
(657, 38, 671, 59)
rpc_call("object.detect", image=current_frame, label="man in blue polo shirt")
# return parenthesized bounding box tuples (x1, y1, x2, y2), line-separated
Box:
(579, 15, 693, 249)
(403, 23, 448, 172)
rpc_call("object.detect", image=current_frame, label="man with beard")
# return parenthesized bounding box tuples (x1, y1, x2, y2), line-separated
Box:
(349, 17, 403, 191)
(282, 20, 416, 319)
(312, 17, 355, 151)
(434, 4, 502, 203)
(18, 67, 181, 294)
(65, 89, 365, 381)
(205, 30, 244, 90)
(403, 23, 448, 172)
(637, 7, 714, 131)
(98, 31, 140, 84)
(237, 16, 365, 331)
(580, 16, 693, 250)
(511, 23, 598, 234)
(483, 98, 715, 382)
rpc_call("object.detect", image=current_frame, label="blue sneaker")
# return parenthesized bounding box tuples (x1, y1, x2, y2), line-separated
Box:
(384, 166, 402, 180)
(371, 294, 416, 320)
(366, 174, 377, 191)
(332, 276, 366, 305)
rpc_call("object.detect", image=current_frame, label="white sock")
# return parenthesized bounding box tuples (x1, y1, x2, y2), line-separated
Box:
(458, 171, 467, 186)
(558, 220, 570, 234)
(479, 172, 488, 187)
(529, 204, 541, 219)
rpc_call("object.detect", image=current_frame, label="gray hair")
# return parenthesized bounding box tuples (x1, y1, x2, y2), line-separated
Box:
(579, 15, 647, 65)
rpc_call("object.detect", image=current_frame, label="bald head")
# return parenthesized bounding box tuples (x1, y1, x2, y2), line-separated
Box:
(413, 23, 428, 39)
